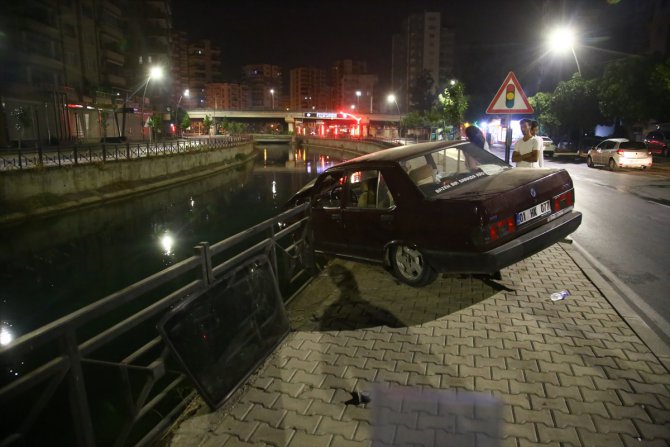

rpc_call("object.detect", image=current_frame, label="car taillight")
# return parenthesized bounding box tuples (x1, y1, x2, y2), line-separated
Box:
(474, 216, 516, 247)
(553, 189, 574, 212)
(616, 149, 624, 155)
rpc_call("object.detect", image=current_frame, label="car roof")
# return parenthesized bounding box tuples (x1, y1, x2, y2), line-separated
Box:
(605, 138, 629, 142)
(329, 140, 468, 167)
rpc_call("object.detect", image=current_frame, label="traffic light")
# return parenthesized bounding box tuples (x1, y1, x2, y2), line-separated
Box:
(506, 84, 515, 108)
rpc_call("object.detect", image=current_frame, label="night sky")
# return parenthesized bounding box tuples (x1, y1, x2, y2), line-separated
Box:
(171, 0, 635, 114)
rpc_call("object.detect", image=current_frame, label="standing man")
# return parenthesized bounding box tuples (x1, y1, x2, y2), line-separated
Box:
(530, 120, 544, 167)
(512, 118, 540, 167)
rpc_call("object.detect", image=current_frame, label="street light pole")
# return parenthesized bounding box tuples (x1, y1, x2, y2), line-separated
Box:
(270, 89, 275, 110)
(356, 90, 361, 111)
(140, 66, 163, 141)
(176, 88, 189, 137)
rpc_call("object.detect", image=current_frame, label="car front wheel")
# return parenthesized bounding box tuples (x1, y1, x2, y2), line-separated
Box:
(587, 156, 594, 168)
(391, 244, 437, 287)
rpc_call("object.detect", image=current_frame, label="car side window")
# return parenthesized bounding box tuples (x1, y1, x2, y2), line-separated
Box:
(345, 170, 395, 209)
(312, 171, 346, 209)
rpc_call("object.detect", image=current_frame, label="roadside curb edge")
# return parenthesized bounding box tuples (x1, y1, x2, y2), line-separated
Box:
(560, 241, 670, 372)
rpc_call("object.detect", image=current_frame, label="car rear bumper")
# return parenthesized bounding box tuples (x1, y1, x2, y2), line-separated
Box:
(616, 158, 653, 168)
(424, 211, 582, 274)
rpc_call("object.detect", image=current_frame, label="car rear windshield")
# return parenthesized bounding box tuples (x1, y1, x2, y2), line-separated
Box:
(402, 142, 510, 198)
(620, 142, 647, 150)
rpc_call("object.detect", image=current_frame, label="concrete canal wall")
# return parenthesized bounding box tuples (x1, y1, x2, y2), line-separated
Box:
(0, 142, 256, 225)
(299, 136, 389, 156)
(1, 143, 255, 202)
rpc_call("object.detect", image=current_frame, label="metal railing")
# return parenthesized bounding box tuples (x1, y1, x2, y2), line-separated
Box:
(0, 136, 251, 171)
(0, 203, 312, 446)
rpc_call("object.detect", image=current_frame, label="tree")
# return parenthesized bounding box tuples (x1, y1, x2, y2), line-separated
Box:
(180, 112, 191, 136)
(147, 112, 162, 142)
(409, 70, 436, 113)
(203, 114, 212, 134)
(528, 92, 559, 136)
(649, 57, 670, 122)
(598, 55, 659, 136)
(436, 81, 468, 138)
(551, 74, 602, 142)
(10, 107, 31, 149)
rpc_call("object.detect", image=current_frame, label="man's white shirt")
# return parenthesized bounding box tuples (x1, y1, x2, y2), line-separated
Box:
(514, 137, 540, 168)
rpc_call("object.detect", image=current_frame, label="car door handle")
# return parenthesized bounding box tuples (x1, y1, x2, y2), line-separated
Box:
(331, 214, 341, 221)
(381, 214, 393, 222)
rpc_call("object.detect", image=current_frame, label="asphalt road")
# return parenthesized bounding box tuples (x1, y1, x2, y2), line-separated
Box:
(491, 144, 670, 335)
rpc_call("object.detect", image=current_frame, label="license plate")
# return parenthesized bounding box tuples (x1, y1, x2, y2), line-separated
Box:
(516, 200, 551, 225)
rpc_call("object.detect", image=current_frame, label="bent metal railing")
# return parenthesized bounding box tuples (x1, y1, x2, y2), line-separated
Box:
(0, 203, 312, 447)
(0, 136, 251, 171)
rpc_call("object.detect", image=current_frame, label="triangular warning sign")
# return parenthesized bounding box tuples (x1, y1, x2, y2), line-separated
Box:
(486, 72, 534, 114)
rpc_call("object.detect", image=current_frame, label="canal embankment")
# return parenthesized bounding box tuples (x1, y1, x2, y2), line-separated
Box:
(0, 141, 256, 226)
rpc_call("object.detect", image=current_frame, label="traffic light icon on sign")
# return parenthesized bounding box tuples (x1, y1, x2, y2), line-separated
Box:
(505, 84, 515, 108)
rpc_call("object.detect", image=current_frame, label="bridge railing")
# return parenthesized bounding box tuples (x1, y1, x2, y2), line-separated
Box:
(0, 203, 313, 446)
(0, 136, 252, 171)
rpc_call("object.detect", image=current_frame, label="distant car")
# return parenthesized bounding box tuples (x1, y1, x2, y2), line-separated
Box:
(644, 130, 669, 157)
(285, 141, 582, 287)
(586, 138, 652, 170)
(554, 140, 580, 158)
(540, 136, 557, 157)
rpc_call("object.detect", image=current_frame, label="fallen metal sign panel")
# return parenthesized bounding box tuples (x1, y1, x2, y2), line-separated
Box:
(159, 254, 289, 409)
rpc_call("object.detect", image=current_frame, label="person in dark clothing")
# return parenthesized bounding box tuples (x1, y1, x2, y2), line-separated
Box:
(465, 125, 490, 151)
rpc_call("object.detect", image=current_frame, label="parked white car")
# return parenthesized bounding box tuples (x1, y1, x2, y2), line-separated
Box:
(540, 136, 556, 158)
(586, 138, 652, 170)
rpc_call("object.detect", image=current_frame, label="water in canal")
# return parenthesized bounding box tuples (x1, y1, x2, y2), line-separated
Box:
(0, 143, 345, 343)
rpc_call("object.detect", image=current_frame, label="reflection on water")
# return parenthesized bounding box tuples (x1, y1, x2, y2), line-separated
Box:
(0, 143, 347, 338)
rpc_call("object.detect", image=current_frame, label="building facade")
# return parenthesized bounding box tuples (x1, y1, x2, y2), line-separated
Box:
(204, 83, 251, 110)
(289, 67, 329, 111)
(391, 12, 455, 112)
(242, 64, 282, 110)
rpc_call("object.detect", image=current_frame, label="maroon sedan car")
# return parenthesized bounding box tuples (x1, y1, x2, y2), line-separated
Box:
(286, 141, 582, 286)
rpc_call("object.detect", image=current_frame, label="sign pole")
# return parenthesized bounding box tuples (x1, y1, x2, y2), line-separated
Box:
(505, 114, 513, 164)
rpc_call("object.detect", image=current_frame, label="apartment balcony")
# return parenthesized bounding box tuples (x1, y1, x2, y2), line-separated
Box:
(104, 48, 124, 65)
(105, 73, 127, 88)
(101, 0, 123, 18)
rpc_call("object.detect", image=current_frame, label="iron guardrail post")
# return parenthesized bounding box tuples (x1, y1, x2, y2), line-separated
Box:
(73, 145, 77, 165)
(102, 144, 107, 162)
(194, 242, 214, 286)
(126, 142, 130, 159)
(18, 147, 22, 169)
(60, 328, 96, 447)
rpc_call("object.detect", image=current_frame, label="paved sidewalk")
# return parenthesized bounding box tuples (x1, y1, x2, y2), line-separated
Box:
(169, 243, 670, 447)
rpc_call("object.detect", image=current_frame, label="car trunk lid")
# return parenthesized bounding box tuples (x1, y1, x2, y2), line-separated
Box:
(435, 168, 575, 249)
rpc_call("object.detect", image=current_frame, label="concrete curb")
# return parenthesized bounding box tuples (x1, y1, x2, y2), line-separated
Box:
(561, 240, 670, 372)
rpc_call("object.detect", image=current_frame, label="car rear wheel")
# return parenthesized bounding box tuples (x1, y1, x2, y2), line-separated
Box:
(587, 156, 594, 168)
(609, 158, 617, 171)
(391, 244, 437, 287)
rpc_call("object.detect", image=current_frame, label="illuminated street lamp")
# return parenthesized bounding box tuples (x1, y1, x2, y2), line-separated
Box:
(356, 90, 361, 110)
(176, 89, 189, 137)
(387, 94, 400, 113)
(140, 65, 164, 140)
(548, 26, 582, 77)
(270, 88, 275, 110)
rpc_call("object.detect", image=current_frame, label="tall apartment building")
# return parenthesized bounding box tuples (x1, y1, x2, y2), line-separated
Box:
(205, 83, 251, 110)
(0, 0, 177, 144)
(125, 0, 172, 100)
(186, 40, 222, 107)
(242, 64, 282, 110)
(289, 67, 329, 111)
(391, 12, 455, 112)
(329, 60, 378, 113)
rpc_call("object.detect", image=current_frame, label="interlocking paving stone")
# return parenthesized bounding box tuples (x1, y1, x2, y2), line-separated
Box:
(169, 246, 670, 447)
